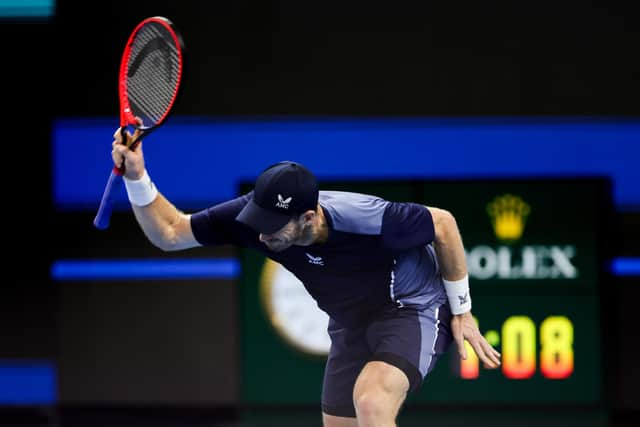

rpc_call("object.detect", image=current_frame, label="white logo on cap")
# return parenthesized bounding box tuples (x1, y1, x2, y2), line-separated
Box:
(276, 194, 292, 209)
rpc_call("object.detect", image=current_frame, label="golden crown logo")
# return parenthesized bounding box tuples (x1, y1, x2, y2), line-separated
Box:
(486, 194, 530, 243)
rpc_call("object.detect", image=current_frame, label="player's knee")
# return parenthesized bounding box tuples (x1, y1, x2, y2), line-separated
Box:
(353, 377, 402, 420)
(353, 387, 387, 420)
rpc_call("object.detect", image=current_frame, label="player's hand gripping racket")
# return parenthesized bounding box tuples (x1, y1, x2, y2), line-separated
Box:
(93, 16, 184, 230)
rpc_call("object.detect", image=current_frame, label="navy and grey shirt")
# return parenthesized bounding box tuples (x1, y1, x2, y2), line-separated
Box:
(191, 190, 447, 328)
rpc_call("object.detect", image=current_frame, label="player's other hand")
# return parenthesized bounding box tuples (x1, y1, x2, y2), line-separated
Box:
(451, 311, 501, 369)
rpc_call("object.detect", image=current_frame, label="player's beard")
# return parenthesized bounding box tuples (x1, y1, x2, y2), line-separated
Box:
(261, 220, 301, 252)
(262, 218, 314, 252)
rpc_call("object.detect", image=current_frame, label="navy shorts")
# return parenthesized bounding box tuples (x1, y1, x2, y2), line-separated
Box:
(321, 302, 453, 418)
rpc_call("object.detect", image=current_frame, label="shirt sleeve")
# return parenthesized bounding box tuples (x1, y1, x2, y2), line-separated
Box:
(190, 192, 255, 246)
(381, 202, 435, 251)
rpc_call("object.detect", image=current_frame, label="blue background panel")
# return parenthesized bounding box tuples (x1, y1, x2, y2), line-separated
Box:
(0, 0, 54, 18)
(0, 362, 56, 405)
(53, 117, 640, 211)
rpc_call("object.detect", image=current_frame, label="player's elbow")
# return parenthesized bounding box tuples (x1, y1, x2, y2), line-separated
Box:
(153, 239, 180, 252)
(148, 227, 183, 252)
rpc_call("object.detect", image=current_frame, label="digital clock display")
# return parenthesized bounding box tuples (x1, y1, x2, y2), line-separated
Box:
(239, 178, 610, 407)
(460, 315, 574, 380)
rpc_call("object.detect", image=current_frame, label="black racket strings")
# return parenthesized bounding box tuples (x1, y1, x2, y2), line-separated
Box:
(125, 21, 181, 127)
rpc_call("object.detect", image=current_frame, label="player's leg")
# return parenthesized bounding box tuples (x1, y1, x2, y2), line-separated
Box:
(352, 360, 409, 427)
(355, 302, 453, 426)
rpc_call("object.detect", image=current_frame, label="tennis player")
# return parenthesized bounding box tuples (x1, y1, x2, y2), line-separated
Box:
(111, 128, 501, 427)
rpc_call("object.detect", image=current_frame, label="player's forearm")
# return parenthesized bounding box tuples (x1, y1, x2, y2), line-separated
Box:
(131, 193, 188, 251)
(429, 207, 472, 314)
(123, 169, 191, 251)
(429, 207, 468, 281)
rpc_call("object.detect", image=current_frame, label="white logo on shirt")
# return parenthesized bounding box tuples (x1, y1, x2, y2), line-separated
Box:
(306, 253, 324, 266)
(276, 194, 292, 209)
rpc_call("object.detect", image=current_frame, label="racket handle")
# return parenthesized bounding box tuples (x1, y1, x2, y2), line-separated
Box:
(93, 168, 123, 230)
(94, 126, 144, 229)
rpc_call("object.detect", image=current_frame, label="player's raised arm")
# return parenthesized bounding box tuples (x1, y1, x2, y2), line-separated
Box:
(112, 127, 200, 252)
(93, 17, 184, 230)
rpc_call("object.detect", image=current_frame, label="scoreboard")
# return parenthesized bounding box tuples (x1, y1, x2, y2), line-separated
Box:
(239, 177, 611, 407)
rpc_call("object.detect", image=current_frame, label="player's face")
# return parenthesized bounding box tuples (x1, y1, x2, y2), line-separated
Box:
(259, 218, 303, 252)
(259, 215, 314, 252)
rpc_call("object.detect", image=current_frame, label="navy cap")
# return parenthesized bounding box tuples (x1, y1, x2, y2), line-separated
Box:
(236, 161, 319, 234)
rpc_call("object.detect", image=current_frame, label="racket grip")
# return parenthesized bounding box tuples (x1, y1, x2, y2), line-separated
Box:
(93, 169, 123, 230)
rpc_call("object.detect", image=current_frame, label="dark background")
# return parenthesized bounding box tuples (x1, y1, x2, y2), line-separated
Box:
(2, 0, 640, 426)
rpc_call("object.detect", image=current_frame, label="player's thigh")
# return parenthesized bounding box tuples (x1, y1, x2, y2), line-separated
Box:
(322, 413, 359, 427)
(354, 360, 410, 394)
(366, 302, 453, 393)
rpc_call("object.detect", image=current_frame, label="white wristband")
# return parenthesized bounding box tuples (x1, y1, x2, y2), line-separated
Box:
(123, 169, 158, 207)
(443, 274, 472, 315)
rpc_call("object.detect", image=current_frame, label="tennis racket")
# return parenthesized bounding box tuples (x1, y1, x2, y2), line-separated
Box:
(93, 16, 185, 230)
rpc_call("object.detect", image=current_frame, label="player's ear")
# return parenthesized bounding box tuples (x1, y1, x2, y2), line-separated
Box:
(301, 210, 315, 224)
